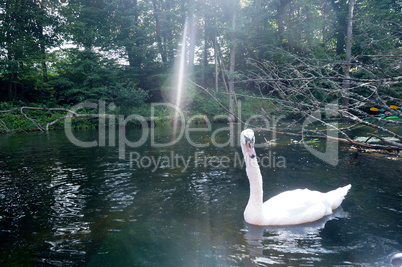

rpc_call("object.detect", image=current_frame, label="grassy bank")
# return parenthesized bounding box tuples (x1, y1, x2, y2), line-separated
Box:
(0, 92, 279, 134)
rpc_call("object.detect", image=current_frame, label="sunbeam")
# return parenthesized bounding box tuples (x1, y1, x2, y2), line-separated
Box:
(173, 19, 188, 136)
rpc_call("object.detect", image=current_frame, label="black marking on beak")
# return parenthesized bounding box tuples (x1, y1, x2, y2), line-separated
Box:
(246, 138, 256, 159)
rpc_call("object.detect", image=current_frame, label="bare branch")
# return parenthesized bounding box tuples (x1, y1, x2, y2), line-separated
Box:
(20, 107, 45, 132)
(0, 119, 10, 133)
(190, 80, 402, 151)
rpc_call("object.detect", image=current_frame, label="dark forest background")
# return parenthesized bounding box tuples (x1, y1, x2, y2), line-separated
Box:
(0, 0, 400, 117)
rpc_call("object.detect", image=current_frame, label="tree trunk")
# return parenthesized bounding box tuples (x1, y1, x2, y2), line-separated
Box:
(188, 15, 196, 68)
(277, 0, 291, 45)
(342, 0, 356, 107)
(228, 6, 236, 123)
(329, 0, 348, 55)
(5, 0, 15, 100)
(125, 0, 141, 70)
(152, 0, 167, 63)
(321, 2, 330, 42)
(214, 36, 218, 92)
(202, 18, 209, 85)
(38, 28, 48, 83)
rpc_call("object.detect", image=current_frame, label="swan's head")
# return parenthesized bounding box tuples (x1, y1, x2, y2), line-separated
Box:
(240, 129, 256, 159)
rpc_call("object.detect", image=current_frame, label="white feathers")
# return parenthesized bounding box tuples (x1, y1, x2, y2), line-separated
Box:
(241, 129, 351, 226)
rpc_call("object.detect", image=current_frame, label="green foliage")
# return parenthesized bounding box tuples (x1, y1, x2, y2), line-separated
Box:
(353, 0, 401, 56)
(111, 84, 150, 115)
(237, 93, 280, 120)
(49, 49, 113, 104)
(185, 87, 228, 119)
(0, 104, 105, 133)
(0, 0, 400, 129)
(48, 49, 150, 113)
(183, 86, 280, 121)
(0, 0, 60, 102)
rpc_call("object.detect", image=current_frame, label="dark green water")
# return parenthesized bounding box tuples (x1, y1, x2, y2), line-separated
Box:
(0, 125, 401, 266)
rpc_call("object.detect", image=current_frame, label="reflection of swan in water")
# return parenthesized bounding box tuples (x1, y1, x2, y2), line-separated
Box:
(243, 208, 349, 265)
(240, 129, 351, 226)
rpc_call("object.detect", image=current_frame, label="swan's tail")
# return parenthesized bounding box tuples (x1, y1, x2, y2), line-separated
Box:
(326, 184, 351, 210)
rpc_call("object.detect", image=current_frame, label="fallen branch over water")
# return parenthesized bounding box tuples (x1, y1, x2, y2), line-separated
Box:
(0, 106, 100, 133)
(0, 107, 187, 133)
(190, 80, 402, 152)
(20, 106, 100, 132)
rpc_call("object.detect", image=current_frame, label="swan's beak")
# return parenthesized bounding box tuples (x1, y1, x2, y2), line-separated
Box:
(246, 140, 256, 159)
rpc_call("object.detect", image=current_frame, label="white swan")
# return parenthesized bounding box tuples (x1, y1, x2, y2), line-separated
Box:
(241, 129, 351, 226)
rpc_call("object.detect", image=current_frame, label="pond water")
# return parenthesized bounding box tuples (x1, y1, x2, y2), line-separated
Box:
(0, 125, 401, 266)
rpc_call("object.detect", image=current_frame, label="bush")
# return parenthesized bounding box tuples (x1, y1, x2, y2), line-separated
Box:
(183, 85, 280, 122)
(111, 83, 150, 115)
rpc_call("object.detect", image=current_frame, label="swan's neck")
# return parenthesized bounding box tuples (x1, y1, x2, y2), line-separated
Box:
(244, 155, 264, 217)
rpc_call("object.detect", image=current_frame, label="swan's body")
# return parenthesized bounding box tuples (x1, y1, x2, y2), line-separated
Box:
(241, 129, 351, 226)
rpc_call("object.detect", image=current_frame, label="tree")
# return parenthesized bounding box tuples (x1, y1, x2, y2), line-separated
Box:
(0, 0, 60, 102)
(330, 0, 348, 56)
(342, 0, 356, 107)
(242, 44, 401, 150)
(60, 0, 109, 49)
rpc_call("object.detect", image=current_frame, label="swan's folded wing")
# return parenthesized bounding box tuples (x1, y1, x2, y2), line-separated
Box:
(262, 189, 332, 225)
